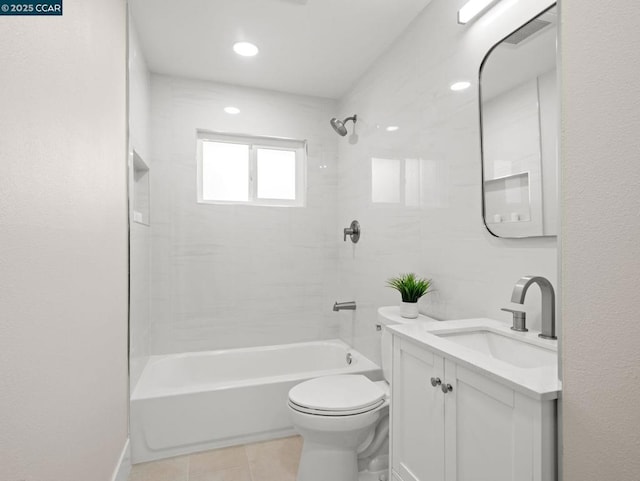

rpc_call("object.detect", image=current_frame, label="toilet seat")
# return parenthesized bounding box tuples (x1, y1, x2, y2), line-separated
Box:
(288, 375, 386, 416)
(288, 398, 386, 416)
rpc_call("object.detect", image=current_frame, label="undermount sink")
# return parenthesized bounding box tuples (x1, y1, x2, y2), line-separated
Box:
(434, 328, 556, 369)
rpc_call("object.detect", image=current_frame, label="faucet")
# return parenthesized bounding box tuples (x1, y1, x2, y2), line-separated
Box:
(333, 301, 356, 312)
(510, 276, 557, 340)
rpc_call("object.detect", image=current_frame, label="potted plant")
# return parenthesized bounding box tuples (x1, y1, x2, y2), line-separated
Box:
(386, 273, 432, 319)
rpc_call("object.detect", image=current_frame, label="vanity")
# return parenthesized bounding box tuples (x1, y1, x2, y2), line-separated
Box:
(388, 318, 560, 481)
(384, 2, 561, 479)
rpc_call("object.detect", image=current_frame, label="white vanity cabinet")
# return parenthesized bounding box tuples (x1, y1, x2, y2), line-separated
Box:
(391, 336, 556, 481)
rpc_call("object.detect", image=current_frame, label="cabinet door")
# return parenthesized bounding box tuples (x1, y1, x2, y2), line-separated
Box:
(392, 338, 445, 481)
(444, 360, 519, 481)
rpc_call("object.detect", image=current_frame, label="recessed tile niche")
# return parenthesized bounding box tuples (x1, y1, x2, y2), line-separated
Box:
(132, 150, 149, 225)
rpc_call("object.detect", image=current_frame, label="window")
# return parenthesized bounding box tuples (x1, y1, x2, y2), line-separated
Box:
(197, 131, 306, 206)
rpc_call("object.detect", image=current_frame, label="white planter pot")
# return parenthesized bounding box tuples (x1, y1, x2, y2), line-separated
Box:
(400, 302, 419, 319)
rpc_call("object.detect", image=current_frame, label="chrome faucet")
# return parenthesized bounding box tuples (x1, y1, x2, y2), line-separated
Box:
(510, 276, 557, 340)
(333, 301, 356, 312)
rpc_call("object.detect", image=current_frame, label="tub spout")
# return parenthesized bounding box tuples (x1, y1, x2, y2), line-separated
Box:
(333, 301, 357, 312)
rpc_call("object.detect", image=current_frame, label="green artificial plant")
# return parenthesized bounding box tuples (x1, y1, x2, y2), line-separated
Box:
(386, 273, 432, 303)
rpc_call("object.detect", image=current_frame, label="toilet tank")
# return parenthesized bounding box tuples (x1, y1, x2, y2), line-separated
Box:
(378, 306, 438, 381)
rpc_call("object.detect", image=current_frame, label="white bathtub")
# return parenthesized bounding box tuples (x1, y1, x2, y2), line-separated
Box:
(130, 339, 381, 463)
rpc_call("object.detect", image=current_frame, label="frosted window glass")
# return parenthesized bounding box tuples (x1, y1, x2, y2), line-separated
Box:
(202, 141, 249, 201)
(257, 148, 296, 200)
(371, 157, 401, 203)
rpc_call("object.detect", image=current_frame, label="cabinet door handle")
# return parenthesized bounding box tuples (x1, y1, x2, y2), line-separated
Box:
(430, 377, 441, 387)
(441, 383, 453, 394)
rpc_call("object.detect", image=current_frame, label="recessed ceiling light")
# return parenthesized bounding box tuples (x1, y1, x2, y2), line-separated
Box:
(450, 81, 471, 91)
(224, 106, 240, 115)
(233, 42, 259, 57)
(458, 0, 499, 24)
(386, 126, 400, 132)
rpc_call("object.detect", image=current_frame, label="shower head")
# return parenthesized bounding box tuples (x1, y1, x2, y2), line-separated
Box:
(330, 115, 357, 136)
(330, 118, 348, 136)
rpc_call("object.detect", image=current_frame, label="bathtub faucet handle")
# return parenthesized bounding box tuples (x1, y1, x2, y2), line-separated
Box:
(333, 301, 357, 312)
(343, 220, 360, 243)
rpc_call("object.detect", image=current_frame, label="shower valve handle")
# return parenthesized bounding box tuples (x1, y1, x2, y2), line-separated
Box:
(343, 220, 360, 243)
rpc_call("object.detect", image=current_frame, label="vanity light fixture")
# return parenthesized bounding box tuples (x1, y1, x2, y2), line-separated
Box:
(458, 0, 499, 24)
(450, 81, 471, 91)
(224, 106, 241, 115)
(233, 41, 259, 57)
(386, 126, 400, 132)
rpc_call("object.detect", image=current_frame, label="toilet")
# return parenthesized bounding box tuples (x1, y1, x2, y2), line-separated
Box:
(288, 307, 434, 481)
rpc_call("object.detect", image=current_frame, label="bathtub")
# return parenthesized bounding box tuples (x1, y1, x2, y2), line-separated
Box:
(130, 339, 381, 463)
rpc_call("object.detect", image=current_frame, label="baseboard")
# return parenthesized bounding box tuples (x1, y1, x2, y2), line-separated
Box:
(111, 437, 131, 481)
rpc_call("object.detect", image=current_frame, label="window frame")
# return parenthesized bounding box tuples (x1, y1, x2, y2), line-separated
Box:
(197, 130, 307, 207)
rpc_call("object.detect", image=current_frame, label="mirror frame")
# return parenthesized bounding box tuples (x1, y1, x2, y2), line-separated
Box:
(478, 3, 558, 239)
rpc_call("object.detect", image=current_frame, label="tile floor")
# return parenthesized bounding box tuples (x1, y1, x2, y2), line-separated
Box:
(129, 436, 303, 481)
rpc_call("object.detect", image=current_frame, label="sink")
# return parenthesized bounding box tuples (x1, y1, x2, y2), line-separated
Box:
(434, 328, 556, 369)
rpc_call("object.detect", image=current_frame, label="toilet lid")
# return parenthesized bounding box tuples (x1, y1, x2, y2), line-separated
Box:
(288, 375, 385, 413)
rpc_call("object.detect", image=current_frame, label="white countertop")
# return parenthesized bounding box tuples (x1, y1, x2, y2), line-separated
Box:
(388, 317, 562, 401)
(377, 305, 440, 325)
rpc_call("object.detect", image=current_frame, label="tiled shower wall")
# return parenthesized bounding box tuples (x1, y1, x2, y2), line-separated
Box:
(136, 0, 559, 364)
(336, 0, 558, 364)
(149, 76, 341, 354)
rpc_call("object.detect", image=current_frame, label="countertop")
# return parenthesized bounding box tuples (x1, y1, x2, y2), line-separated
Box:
(388, 317, 562, 401)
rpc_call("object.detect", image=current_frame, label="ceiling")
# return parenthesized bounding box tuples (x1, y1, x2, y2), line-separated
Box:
(130, 0, 434, 99)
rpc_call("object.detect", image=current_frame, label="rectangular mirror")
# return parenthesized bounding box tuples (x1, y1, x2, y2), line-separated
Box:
(479, 5, 558, 238)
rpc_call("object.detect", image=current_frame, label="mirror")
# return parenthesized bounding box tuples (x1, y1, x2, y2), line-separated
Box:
(480, 5, 558, 238)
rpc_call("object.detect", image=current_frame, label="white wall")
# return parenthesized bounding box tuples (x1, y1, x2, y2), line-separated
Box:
(0, 1, 129, 480)
(129, 19, 152, 392)
(561, 0, 640, 478)
(148, 75, 340, 354)
(336, 0, 557, 363)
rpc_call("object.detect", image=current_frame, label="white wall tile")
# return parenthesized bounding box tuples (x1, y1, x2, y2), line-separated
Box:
(136, 0, 558, 367)
(336, 0, 558, 364)
(149, 76, 340, 354)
